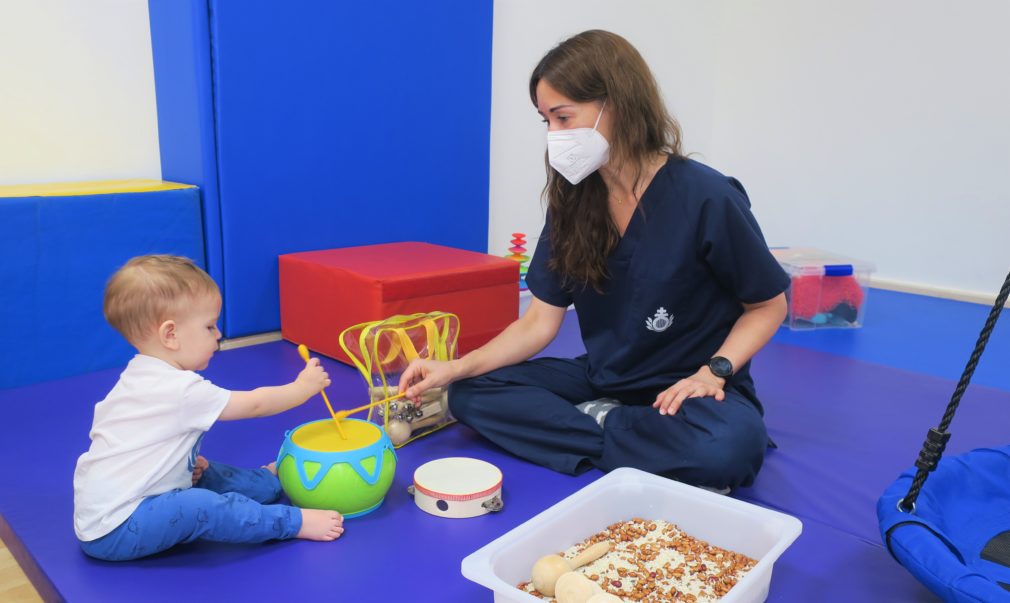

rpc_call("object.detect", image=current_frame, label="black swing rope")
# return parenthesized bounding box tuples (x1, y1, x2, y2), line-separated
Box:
(899, 268, 1010, 513)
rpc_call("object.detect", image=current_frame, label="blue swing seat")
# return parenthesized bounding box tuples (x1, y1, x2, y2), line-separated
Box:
(879, 445, 1010, 602)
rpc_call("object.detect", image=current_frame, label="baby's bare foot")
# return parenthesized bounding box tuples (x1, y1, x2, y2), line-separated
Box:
(262, 461, 277, 476)
(296, 509, 344, 541)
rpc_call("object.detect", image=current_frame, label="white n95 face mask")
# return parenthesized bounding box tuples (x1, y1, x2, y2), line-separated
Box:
(546, 100, 609, 185)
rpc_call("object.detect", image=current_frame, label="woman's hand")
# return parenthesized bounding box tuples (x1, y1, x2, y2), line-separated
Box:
(652, 367, 726, 416)
(398, 359, 460, 403)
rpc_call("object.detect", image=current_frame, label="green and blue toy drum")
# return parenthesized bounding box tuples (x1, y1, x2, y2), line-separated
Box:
(277, 418, 396, 518)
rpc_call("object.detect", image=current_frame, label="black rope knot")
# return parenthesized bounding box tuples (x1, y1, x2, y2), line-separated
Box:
(914, 428, 951, 472)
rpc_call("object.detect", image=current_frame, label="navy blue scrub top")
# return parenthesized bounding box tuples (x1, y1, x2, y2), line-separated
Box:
(526, 156, 790, 405)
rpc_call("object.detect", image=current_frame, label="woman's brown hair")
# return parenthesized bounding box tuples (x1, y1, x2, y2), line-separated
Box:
(530, 30, 683, 292)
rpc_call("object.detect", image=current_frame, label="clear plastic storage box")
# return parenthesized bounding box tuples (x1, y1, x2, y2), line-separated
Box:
(461, 468, 802, 603)
(770, 247, 875, 330)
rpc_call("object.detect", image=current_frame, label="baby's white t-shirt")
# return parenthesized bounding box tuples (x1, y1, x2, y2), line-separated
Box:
(73, 354, 231, 541)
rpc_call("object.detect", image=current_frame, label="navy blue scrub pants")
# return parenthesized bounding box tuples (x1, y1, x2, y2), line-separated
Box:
(448, 357, 768, 489)
(79, 462, 302, 561)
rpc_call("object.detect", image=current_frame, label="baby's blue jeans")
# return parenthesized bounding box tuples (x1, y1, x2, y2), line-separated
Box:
(79, 462, 302, 561)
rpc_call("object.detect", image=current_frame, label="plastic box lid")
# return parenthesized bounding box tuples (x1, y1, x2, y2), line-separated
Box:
(461, 467, 802, 603)
(770, 247, 875, 278)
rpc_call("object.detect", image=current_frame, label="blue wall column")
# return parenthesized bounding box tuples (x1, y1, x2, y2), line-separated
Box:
(148, 0, 226, 322)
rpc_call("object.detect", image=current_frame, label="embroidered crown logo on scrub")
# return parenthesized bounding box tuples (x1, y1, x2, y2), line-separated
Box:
(645, 307, 673, 332)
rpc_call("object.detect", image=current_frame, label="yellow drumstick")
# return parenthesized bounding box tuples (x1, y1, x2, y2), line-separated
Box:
(334, 392, 407, 420)
(297, 345, 347, 440)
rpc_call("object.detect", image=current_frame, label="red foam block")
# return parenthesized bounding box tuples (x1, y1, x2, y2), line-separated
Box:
(279, 242, 519, 365)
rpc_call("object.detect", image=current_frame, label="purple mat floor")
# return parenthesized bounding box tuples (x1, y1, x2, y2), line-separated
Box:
(4, 307, 1008, 601)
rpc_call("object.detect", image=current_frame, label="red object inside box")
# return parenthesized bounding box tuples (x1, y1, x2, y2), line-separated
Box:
(790, 274, 865, 319)
(279, 242, 519, 365)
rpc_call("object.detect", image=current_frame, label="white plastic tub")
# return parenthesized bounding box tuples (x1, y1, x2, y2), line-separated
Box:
(461, 467, 802, 603)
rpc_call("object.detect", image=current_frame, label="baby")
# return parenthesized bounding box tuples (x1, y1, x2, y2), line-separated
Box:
(74, 254, 343, 561)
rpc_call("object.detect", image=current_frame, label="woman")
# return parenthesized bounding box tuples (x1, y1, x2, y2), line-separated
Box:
(399, 30, 789, 490)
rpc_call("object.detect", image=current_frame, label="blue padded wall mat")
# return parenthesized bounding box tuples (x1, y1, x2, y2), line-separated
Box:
(150, 0, 494, 338)
(0, 188, 205, 389)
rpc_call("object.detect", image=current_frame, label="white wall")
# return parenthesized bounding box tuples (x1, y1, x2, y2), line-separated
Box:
(708, 0, 1010, 299)
(489, 0, 1010, 301)
(0, 0, 160, 185)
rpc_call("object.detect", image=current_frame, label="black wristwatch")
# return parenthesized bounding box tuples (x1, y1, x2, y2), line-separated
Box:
(708, 356, 734, 379)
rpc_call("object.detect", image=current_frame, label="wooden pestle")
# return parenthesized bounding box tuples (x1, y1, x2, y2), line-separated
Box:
(531, 541, 612, 597)
(554, 572, 603, 603)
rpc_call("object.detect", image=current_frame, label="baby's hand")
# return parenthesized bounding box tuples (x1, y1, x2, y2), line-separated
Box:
(192, 455, 209, 485)
(298, 357, 331, 394)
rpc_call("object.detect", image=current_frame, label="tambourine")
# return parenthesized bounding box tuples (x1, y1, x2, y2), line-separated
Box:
(409, 457, 503, 518)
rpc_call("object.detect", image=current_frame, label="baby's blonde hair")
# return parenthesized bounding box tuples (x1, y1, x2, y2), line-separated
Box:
(104, 255, 220, 344)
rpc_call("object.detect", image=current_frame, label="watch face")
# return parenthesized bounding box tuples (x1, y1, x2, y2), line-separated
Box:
(709, 356, 733, 378)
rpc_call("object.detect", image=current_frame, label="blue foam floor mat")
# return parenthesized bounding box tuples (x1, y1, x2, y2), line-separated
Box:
(3, 289, 1008, 601)
(772, 288, 1010, 392)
